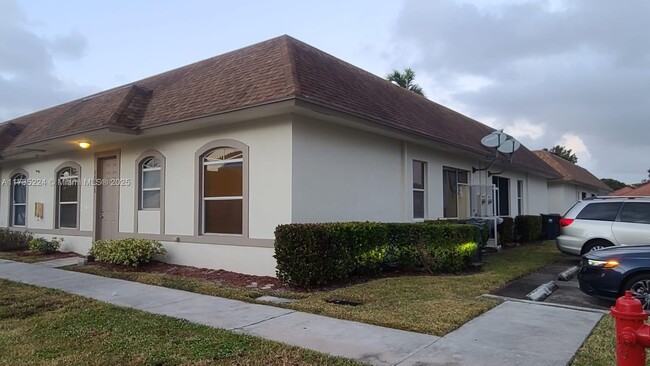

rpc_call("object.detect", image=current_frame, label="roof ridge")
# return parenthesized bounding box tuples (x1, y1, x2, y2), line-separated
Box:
(107, 85, 153, 129)
(282, 35, 302, 97)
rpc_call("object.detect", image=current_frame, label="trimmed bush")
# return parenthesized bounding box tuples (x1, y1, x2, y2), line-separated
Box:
(274, 222, 478, 288)
(386, 222, 478, 272)
(427, 219, 489, 249)
(498, 217, 514, 245)
(275, 222, 388, 288)
(28, 237, 61, 254)
(514, 215, 543, 243)
(0, 228, 33, 251)
(89, 238, 166, 267)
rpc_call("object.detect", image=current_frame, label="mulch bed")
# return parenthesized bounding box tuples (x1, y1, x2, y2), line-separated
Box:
(87, 261, 289, 290)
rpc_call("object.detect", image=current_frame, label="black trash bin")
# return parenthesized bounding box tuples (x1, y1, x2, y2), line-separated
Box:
(540, 214, 561, 240)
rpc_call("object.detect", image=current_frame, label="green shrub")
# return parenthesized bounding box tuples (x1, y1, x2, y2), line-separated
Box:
(427, 219, 489, 249)
(499, 217, 514, 245)
(0, 228, 33, 251)
(274, 222, 478, 288)
(387, 222, 478, 272)
(28, 237, 61, 254)
(274, 222, 388, 287)
(515, 215, 543, 243)
(89, 238, 166, 267)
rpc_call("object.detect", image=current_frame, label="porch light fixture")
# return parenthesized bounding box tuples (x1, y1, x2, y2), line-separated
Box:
(78, 142, 91, 149)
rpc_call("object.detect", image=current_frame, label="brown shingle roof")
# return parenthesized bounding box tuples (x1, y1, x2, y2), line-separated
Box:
(533, 150, 611, 192)
(610, 186, 635, 196)
(0, 35, 557, 177)
(613, 182, 650, 196)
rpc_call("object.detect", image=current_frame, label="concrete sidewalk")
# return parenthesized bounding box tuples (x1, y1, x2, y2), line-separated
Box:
(0, 259, 603, 366)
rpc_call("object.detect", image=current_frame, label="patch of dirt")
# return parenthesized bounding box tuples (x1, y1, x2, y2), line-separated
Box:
(88, 261, 290, 290)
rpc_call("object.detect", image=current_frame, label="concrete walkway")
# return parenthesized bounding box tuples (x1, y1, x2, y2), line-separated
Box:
(34, 256, 81, 268)
(0, 259, 603, 366)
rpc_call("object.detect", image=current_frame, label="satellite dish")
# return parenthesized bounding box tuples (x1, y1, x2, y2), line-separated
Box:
(497, 138, 521, 154)
(480, 130, 508, 148)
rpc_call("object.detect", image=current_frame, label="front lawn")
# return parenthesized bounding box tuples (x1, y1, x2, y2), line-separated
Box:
(67, 241, 562, 336)
(571, 316, 650, 366)
(571, 316, 615, 366)
(0, 279, 360, 366)
(289, 241, 562, 335)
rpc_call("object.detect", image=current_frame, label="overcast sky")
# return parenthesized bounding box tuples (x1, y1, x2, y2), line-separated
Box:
(1, 0, 648, 183)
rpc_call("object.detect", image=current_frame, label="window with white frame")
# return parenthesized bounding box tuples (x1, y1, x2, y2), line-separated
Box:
(412, 160, 426, 219)
(140, 157, 162, 209)
(517, 180, 524, 215)
(57, 167, 79, 228)
(11, 173, 27, 226)
(201, 147, 243, 234)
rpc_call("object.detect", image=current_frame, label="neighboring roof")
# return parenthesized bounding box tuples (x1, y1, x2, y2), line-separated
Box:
(611, 182, 650, 196)
(533, 150, 611, 192)
(610, 186, 635, 196)
(0, 35, 557, 177)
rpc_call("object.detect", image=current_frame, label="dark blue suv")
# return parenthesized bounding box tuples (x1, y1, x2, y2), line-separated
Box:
(579, 245, 650, 309)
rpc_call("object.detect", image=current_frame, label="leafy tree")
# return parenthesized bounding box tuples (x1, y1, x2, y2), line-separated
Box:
(386, 68, 425, 96)
(600, 178, 628, 191)
(543, 145, 578, 164)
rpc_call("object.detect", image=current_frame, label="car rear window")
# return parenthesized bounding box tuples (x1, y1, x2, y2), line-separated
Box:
(576, 202, 622, 221)
(619, 202, 650, 224)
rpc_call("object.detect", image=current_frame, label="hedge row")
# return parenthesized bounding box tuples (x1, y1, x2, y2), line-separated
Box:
(274, 222, 478, 288)
(515, 215, 543, 243)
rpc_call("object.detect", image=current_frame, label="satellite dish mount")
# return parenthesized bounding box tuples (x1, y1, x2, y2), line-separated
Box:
(472, 129, 521, 175)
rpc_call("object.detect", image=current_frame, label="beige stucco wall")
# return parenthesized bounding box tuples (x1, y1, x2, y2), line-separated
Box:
(291, 117, 405, 222)
(291, 116, 550, 222)
(547, 182, 600, 215)
(0, 151, 95, 231)
(116, 117, 292, 239)
(0, 116, 291, 276)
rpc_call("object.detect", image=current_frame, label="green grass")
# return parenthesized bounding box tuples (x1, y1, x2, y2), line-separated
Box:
(67, 241, 562, 336)
(571, 316, 616, 366)
(288, 241, 562, 335)
(0, 250, 76, 263)
(571, 316, 650, 366)
(0, 279, 362, 366)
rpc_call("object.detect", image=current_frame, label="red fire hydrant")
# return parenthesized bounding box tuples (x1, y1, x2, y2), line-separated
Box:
(611, 291, 650, 365)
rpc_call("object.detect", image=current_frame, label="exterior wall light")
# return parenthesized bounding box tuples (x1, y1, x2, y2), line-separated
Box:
(79, 142, 91, 149)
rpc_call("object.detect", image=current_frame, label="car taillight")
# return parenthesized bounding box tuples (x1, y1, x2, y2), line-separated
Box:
(559, 218, 574, 227)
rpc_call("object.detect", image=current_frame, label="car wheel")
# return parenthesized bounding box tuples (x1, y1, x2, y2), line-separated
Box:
(625, 274, 650, 311)
(581, 240, 613, 255)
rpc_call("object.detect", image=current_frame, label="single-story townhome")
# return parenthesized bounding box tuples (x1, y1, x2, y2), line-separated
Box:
(533, 150, 612, 214)
(0, 35, 559, 276)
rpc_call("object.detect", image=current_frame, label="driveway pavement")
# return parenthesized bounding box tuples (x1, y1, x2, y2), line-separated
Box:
(493, 255, 613, 311)
(0, 258, 603, 365)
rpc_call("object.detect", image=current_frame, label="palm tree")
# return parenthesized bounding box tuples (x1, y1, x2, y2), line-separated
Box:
(386, 68, 425, 96)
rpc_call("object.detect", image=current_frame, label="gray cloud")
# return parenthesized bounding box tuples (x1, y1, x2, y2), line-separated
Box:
(392, 0, 650, 183)
(0, 0, 95, 122)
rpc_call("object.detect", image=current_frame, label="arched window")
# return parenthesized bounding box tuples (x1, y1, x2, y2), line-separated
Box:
(57, 166, 79, 228)
(201, 147, 244, 234)
(11, 173, 27, 227)
(140, 156, 162, 209)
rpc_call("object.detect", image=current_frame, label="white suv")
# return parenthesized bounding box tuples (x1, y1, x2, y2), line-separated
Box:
(556, 196, 650, 255)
